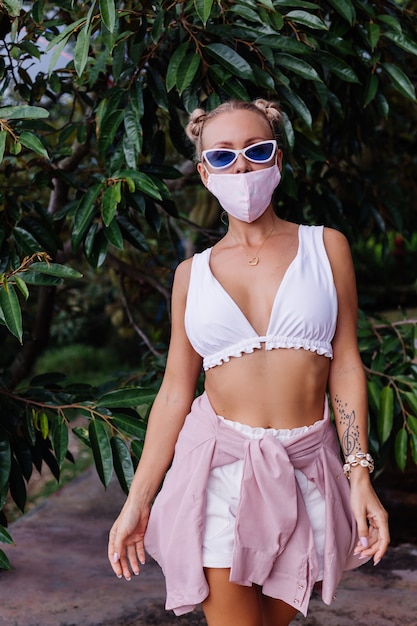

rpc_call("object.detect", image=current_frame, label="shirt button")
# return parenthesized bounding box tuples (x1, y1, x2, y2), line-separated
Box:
(298, 585, 304, 590)
(294, 599, 299, 604)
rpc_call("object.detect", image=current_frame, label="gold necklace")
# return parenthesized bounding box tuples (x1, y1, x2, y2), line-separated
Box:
(229, 221, 276, 266)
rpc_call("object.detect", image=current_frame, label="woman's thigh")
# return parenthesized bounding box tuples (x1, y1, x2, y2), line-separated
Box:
(202, 568, 299, 626)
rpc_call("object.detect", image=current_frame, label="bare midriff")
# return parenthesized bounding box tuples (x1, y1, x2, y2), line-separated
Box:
(204, 346, 330, 429)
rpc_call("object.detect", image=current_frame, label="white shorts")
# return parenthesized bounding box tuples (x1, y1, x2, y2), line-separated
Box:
(202, 416, 325, 580)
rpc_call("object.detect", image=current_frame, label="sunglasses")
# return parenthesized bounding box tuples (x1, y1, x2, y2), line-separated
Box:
(202, 140, 277, 170)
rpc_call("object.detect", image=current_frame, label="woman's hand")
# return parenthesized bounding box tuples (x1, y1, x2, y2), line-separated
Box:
(349, 472, 390, 565)
(108, 499, 151, 580)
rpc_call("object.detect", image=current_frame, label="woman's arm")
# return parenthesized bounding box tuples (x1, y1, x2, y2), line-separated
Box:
(325, 228, 390, 565)
(108, 259, 203, 580)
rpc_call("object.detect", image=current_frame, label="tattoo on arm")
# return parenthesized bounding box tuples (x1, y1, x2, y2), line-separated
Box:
(334, 395, 359, 456)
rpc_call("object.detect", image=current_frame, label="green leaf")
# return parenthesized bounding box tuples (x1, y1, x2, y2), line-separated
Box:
(19, 131, 49, 160)
(258, 0, 274, 9)
(48, 36, 70, 75)
(23, 410, 36, 446)
(51, 417, 69, 469)
(103, 218, 124, 249)
(19, 271, 62, 286)
(383, 30, 417, 56)
(367, 380, 380, 415)
(315, 51, 360, 83)
(2, 0, 21, 17)
(364, 73, 378, 107)
(0, 105, 49, 120)
(100, 0, 116, 33)
(39, 412, 49, 439)
(123, 104, 142, 156)
(377, 14, 401, 32)
(9, 456, 26, 512)
(98, 110, 124, 157)
(85, 227, 108, 269)
(177, 53, 201, 95)
(404, 391, 417, 417)
(72, 426, 91, 448)
(0, 525, 14, 546)
(205, 43, 255, 81)
(294, 132, 326, 161)
(0, 430, 11, 493)
(378, 385, 394, 445)
(97, 387, 156, 408)
(325, 0, 355, 25)
(131, 438, 143, 461)
(13, 275, 29, 300)
(382, 63, 416, 102)
(12, 227, 40, 255)
(89, 419, 113, 488)
(129, 83, 144, 121)
(408, 414, 417, 436)
(111, 414, 147, 439)
(285, 10, 328, 31)
(256, 34, 308, 54)
(279, 86, 312, 128)
(411, 434, 417, 464)
(0, 549, 12, 570)
(46, 18, 85, 51)
(275, 53, 322, 82)
(110, 436, 134, 494)
(72, 184, 102, 250)
(367, 23, 380, 51)
(0, 130, 6, 164)
(101, 181, 122, 227)
(281, 110, 294, 150)
(150, 10, 164, 44)
(117, 170, 162, 201)
(394, 428, 408, 472)
(29, 262, 83, 279)
(0, 282, 23, 343)
(74, 24, 91, 77)
(194, 0, 214, 26)
(117, 216, 149, 252)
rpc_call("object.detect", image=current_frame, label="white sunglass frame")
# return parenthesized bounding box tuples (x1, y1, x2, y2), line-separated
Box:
(202, 139, 277, 170)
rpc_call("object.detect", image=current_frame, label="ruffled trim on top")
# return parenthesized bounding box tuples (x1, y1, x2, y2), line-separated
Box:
(203, 335, 333, 370)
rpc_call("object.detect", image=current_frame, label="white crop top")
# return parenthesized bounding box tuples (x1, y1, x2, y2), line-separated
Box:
(184, 224, 338, 371)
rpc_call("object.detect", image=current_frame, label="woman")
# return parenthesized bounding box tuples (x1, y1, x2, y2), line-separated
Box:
(108, 99, 390, 626)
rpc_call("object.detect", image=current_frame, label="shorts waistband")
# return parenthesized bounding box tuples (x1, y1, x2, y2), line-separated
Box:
(216, 414, 320, 441)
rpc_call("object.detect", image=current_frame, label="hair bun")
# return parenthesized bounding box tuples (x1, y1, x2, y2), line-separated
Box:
(253, 99, 283, 128)
(185, 108, 207, 144)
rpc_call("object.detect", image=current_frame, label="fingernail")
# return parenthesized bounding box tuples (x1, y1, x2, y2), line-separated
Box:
(117, 574, 122, 579)
(126, 576, 131, 581)
(140, 559, 146, 565)
(113, 552, 119, 563)
(360, 537, 369, 548)
(374, 558, 381, 566)
(358, 555, 369, 560)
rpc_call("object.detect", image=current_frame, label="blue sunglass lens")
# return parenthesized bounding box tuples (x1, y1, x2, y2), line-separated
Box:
(207, 150, 235, 168)
(246, 143, 274, 161)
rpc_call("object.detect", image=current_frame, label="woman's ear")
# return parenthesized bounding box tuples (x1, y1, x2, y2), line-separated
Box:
(197, 161, 209, 187)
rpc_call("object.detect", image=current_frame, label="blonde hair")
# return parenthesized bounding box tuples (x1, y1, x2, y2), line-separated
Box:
(185, 99, 284, 160)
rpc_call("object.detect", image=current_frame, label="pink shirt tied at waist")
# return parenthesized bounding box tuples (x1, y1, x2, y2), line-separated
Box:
(144, 392, 365, 616)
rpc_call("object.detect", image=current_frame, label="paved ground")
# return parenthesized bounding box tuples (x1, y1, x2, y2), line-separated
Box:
(1, 467, 417, 626)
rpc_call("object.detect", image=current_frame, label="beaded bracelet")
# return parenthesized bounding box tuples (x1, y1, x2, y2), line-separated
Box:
(343, 451, 375, 479)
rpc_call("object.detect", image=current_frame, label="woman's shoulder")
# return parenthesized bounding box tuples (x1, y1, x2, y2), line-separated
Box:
(322, 226, 351, 259)
(173, 247, 211, 292)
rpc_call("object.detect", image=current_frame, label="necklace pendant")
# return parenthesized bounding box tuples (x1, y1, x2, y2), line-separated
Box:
(248, 256, 259, 266)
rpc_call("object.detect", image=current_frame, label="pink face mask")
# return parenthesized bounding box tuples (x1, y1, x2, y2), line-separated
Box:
(205, 164, 281, 223)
